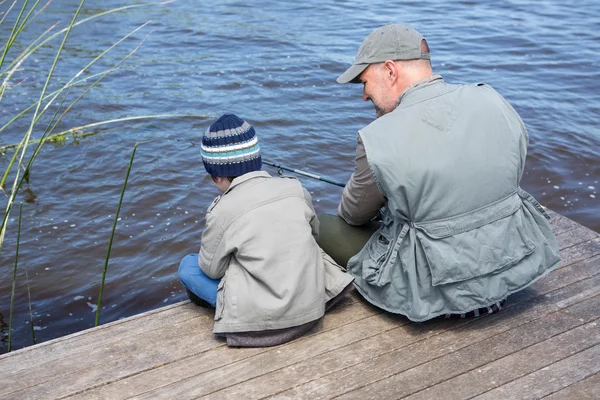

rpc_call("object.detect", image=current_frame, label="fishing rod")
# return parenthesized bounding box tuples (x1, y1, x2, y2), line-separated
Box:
(262, 160, 346, 188)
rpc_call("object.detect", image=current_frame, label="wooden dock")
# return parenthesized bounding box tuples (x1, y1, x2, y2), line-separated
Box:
(0, 211, 599, 400)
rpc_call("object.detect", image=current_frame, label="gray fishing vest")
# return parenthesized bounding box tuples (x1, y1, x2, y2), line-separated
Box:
(348, 78, 561, 321)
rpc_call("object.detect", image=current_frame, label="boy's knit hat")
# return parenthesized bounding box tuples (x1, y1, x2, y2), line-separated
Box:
(201, 114, 262, 177)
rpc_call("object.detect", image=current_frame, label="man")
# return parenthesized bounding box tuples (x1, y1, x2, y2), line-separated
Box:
(318, 23, 561, 321)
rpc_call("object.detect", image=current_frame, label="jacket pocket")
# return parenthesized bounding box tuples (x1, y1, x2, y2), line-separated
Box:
(214, 278, 226, 321)
(415, 194, 536, 286)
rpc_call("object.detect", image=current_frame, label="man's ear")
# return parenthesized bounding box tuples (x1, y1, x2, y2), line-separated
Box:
(383, 60, 399, 82)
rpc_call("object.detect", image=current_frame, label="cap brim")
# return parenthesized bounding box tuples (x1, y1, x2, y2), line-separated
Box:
(336, 63, 369, 84)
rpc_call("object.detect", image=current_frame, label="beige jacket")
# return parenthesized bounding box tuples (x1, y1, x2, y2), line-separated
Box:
(199, 171, 353, 334)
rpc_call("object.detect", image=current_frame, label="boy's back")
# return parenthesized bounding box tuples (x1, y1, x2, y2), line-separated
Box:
(179, 113, 353, 347)
(201, 171, 351, 335)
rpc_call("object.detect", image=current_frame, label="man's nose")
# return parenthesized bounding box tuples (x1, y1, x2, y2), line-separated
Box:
(362, 90, 370, 102)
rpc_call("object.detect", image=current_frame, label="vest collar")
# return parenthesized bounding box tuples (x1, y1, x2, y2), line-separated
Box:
(396, 75, 455, 109)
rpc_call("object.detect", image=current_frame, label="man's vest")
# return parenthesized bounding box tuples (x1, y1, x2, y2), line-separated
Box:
(348, 78, 561, 321)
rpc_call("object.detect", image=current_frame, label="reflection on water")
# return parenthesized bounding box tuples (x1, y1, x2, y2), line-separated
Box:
(0, 0, 598, 352)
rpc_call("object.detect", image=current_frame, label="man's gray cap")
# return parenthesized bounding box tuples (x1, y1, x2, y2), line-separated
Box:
(337, 23, 430, 84)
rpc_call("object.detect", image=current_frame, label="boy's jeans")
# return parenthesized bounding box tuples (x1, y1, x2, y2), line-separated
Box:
(178, 254, 220, 307)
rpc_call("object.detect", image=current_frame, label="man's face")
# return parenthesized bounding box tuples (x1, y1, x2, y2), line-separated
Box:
(359, 64, 397, 118)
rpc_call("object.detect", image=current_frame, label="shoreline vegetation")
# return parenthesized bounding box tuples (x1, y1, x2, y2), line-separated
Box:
(0, 0, 213, 353)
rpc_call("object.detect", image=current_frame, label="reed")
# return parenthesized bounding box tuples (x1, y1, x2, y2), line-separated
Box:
(96, 141, 140, 326)
(1, 0, 208, 349)
(23, 259, 36, 346)
(0, 1, 176, 255)
(7, 203, 23, 352)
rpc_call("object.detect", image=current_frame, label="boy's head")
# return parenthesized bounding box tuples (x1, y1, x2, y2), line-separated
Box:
(201, 113, 262, 191)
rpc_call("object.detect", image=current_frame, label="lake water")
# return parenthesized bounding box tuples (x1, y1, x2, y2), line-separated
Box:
(1, 0, 598, 353)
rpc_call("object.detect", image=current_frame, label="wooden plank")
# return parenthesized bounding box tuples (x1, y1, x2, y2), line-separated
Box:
(265, 272, 600, 400)
(203, 319, 467, 400)
(555, 225, 599, 251)
(302, 301, 600, 400)
(471, 344, 600, 400)
(130, 260, 600, 400)
(0, 311, 220, 399)
(117, 307, 403, 399)
(105, 253, 600, 400)
(26, 293, 375, 400)
(557, 237, 600, 269)
(521, 254, 600, 301)
(542, 372, 600, 400)
(548, 211, 582, 236)
(396, 301, 600, 399)
(0, 301, 206, 374)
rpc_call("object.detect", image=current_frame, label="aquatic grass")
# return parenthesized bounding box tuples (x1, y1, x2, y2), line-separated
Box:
(0, 0, 29, 71)
(0, 1, 176, 256)
(23, 259, 35, 345)
(0, 0, 51, 97)
(96, 141, 142, 326)
(1, 22, 154, 186)
(0, 0, 193, 347)
(0, 114, 217, 153)
(0, 0, 86, 255)
(7, 203, 22, 352)
(1, 15, 150, 189)
(0, 1, 172, 80)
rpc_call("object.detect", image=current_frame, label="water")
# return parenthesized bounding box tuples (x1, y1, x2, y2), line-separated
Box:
(0, 0, 598, 353)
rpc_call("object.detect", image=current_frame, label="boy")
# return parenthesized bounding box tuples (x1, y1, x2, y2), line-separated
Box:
(178, 114, 354, 347)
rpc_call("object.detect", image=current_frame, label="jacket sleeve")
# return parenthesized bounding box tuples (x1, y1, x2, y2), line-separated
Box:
(302, 186, 320, 238)
(198, 209, 231, 279)
(337, 133, 386, 226)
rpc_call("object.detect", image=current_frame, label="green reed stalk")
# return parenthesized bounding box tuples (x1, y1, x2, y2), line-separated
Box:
(1, 22, 152, 176)
(0, 114, 216, 153)
(23, 261, 36, 345)
(0, 0, 46, 98)
(7, 203, 23, 352)
(95, 142, 140, 326)
(0, 0, 86, 255)
(0, 0, 28, 70)
(30, 26, 153, 153)
(1, 1, 173, 79)
(0, 68, 130, 136)
(1, 6, 145, 189)
(1, 21, 60, 102)
(0, 3, 164, 184)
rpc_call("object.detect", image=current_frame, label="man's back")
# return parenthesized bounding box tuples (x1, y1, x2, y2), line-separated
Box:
(362, 78, 528, 222)
(348, 78, 561, 321)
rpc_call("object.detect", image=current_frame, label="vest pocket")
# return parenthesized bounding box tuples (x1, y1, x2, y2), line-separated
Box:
(362, 224, 409, 287)
(415, 204, 536, 286)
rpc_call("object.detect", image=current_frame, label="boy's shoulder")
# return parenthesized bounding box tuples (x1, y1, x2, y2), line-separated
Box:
(211, 175, 305, 211)
(207, 195, 222, 213)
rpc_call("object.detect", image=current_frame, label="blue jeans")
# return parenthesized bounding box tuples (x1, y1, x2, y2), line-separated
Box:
(178, 253, 220, 307)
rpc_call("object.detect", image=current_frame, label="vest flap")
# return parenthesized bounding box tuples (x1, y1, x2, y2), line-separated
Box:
(414, 193, 537, 286)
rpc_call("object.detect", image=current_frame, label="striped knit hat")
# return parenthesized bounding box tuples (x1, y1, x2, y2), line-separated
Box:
(201, 114, 262, 177)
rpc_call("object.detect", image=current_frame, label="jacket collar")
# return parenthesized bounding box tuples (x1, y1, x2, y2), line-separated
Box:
(224, 170, 271, 194)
